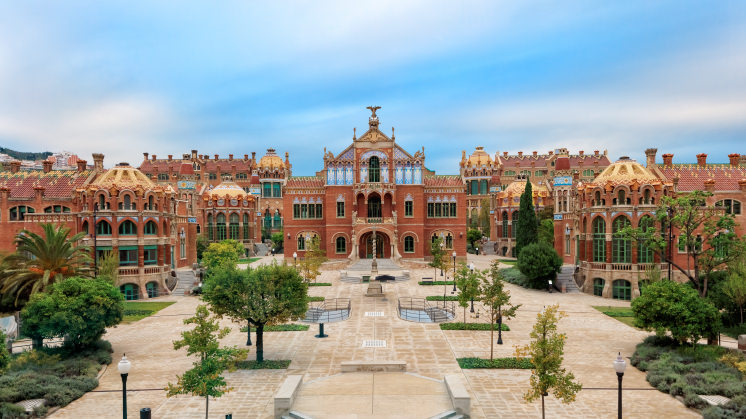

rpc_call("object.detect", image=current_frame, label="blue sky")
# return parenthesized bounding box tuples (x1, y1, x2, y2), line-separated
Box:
(0, 1, 744, 174)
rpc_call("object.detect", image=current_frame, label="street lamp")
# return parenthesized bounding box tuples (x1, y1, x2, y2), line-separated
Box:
(293, 251, 297, 268)
(439, 241, 445, 278)
(118, 354, 131, 419)
(613, 352, 626, 419)
(468, 263, 475, 312)
(452, 251, 457, 294)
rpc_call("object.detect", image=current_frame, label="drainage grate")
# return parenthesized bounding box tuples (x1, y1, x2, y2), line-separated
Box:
(362, 339, 386, 348)
(365, 311, 384, 317)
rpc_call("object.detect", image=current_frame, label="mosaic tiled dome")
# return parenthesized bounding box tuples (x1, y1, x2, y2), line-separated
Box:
(92, 163, 155, 190)
(207, 181, 247, 199)
(258, 148, 284, 169)
(591, 157, 659, 186)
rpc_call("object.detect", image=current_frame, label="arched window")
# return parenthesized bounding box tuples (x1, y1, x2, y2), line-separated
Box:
(144, 220, 158, 235)
(119, 220, 137, 235)
(120, 194, 134, 211)
(243, 213, 250, 240)
(592, 217, 606, 262)
(96, 220, 112, 235)
(9, 206, 34, 221)
(511, 211, 518, 238)
(147, 196, 154, 210)
(207, 213, 214, 241)
(404, 236, 415, 253)
(502, 211, 508, 238)
(612, 279, 631, 300)
(229, 213, 239, 240)
(638, 216, 654, 263)
(297, 235, 306, 251)
(274, 211, 282, 228)
(336, 237, 346, 254)
(98, 194, 106, 210)
(593, 278, 604, 296)
(616, 190, 626, 206)
(368, 157, 380, 183)
(368, 195, 381, 219)
(216, 213, 226, 240)
(146, 282, 158, 298)
(44, 205, 70, 213)
(445, 233, 453, 249)
(264, 210, 271, 229)
(716, 199, 742, 215)
(594, 191, 602, 206)
(642, 189, 651, 205)
(612, 216, 631, 263)
(81, 220, 89, 234)
(120, 284, 139, 301)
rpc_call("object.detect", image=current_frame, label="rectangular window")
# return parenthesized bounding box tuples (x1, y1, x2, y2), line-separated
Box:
(308, 204, 315, 219)
(119, 247, 138, 266)
(301, 204, 308, 219)
(293, 204, 301, 219)
(336, 238, 346, 254)
(677, 236, 686, 253)
(405, 201, 413, 217)
(337, 201, 345, 218)
(316, 204, 323, 218)
(294, 203, 323, 219)
(427, 203, 434, 217)
(434, 203, 442, 217)
(565, 237, 570, 255)
(262, 183, 272, 198)
(144, 246, 158, 265)
(273, 183, 282, 198)
(450, 203, 457, 217)
(209, 173, 217, 180)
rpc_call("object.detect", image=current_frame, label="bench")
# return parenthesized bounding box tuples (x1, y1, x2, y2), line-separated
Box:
(444, 374, 471, 416)
(274, 375, 303, 418)
(341, 360, 407, 372)
(421, 277, 433, 285)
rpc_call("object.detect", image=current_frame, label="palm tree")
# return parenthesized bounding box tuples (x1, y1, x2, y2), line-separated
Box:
(0, 223, 91, 305)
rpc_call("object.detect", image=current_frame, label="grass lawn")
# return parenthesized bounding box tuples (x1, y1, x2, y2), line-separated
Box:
(418, 281, 455, 286)
(722, 324, 746, 339)
(497, 259, 517, 265)
(457, 357, 533, 369)
(122, 301, 175, 323)
(235, 359, 291, 369)
(592, 305, 638, 329)
(308, 296, 325, 302)
(238, 257, 261, 264)
(308, 282, 332, 286)
(240, 324, 310, 332)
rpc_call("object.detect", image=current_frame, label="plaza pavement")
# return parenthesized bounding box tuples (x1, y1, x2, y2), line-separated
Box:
(50, 255, 700, 418)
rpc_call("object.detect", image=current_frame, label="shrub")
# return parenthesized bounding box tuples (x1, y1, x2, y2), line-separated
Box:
(457, 357, 534, 369)
(440, 322, 510, 331)
(0, 402, 26, 419)
(516, 242, 562, 288)
(632, 280, 721, 345)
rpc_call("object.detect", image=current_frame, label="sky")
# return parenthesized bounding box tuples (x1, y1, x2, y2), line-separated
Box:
(0, 1, 745, 174)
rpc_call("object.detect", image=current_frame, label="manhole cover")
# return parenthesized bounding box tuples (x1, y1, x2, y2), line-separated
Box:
(365, 311, 384, 317)
(699, 395, 731, 406)
(362, 339, 386, 348)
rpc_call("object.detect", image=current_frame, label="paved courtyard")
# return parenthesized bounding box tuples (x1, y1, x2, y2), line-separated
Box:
(50, 255, 700, 418)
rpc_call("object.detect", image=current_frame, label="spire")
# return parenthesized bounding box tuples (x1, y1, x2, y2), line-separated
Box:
(353, 127, 357, 141)
(391, 127, 395, 141)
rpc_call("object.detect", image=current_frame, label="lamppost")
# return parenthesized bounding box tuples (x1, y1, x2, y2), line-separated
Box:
(439, 240, 445, 278)
(468, 262, 475, 312)
(293, 251, 297, 268)
(667, 206, 674, 281)
(118, 354, 131, 419)
(452, 251, 457, 294)
(613, 352, 626, 419)
(497, 305, 503, 345)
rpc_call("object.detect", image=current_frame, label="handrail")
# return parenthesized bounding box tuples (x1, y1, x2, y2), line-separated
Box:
(303, 298, 351, 323)
(398, 297, 455, 323)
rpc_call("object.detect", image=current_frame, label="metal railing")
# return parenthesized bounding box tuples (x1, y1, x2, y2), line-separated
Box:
(398, 297, 455, 323)
(303, 298, 351, 323)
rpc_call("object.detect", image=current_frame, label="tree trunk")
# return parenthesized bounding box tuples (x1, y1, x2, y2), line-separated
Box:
(464, 307, 467, 324)
(541, 394, 545, 419)
(205, 395, 209, 419)
(31, 336, 43, 350)
(740, 306, 743, 325)
(256, 323, 265, 363)
(246, 321, 252, 346)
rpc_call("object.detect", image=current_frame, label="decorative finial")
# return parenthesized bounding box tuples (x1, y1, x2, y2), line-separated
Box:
(391, 127, 395, 140)
(353, 127, 357, 140)
(366, 106, 381, 129)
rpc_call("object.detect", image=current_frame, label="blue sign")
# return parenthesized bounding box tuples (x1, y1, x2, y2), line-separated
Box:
(187, 217, 197, 223)
(250, 187, 261, 195)
(553, 176, 572, 186)
(553, 214, 563, 220)
(177, 180, 196, 190)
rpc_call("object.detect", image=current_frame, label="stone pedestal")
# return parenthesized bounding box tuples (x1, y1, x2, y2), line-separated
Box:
(365, 282, 383, 297)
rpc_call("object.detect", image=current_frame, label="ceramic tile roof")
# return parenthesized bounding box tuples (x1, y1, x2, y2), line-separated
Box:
(286, 176, 324, 188)
(139, 159, 253, 173)
(659, 165, 746, 191)
(568, 155, 611, 166)
(424, 175, 463, 187)
(498, 155, 551, 167)
(0, 170, 93, 198)
(590, 158, 659, 187)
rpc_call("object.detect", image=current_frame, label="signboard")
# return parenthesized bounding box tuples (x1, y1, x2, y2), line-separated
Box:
(250, 186, 261, 195)
(177, 180, 196, 190)
(553, 214, 563, 220)
(489, 186, 501, 193)
(187, 217, 197, 223)
(553, 176, 572, 186)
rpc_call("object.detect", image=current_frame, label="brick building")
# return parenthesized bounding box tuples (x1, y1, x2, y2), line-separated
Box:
(284, 107, 467, 261)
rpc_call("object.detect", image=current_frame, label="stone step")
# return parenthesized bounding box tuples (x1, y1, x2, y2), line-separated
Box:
(428, 411, 464, 419)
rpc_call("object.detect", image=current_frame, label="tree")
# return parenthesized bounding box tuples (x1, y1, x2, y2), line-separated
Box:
(201, 263, 308, 362)
(0, 223, 91, 306)
(271, 231, 284, 252)
(517, 242, 562, 288)
(21, 277, 123, 349)
(466, 229, 483, 251)
(538, 219, 554, 246)
(723, 262, 746, 324)
(202, 241, 241, 273)
(482, 261, 521, 359)
(97, 250, 119, 285)
(166, 305, 246, 419)
(616, 190, 746, 297)
(631, 280, 721, 345)
(515, 178, 538, 256)
(455, 263, 481, 324)
(298, 235, 326, 283)
(478, 198, 491, 237)
(196, 234, 209, 261)
(429, 237, 447, 277)
(0, 330, 10, 373)
(516, 304, 582, 419)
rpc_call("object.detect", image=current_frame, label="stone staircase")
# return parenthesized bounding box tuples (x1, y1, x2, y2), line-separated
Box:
(172, 270, 197, 296)
(341, 258, 410, 282)
(429, 410, 467, 419)
(281, 411, 314, 419)
(554, 265, 580, 293)
(254, 242, 270, 256)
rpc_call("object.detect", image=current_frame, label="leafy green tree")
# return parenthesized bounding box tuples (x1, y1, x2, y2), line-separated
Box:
(271, 231, 285, 251)
(299, 236, 327, 283)
(516, 178, 538, 256)
(202, 263, 308, 362)
(479, 198, 491, 237)
(97, 250, 119, 285)
(538, 219, 554, 246)
(516, 304, 581, 419)
(466, 229, 483, 250)
(632, 280, 721, 345)
(166, 305, 246, 419)
(482, 261, 521, 359)
(196, 234, 209, 261)
(429, 237, 447, 278)
(517, 242, 562, 288)
(0, 330, 10, 373)
(616, 190, 746, 297)
(21, 277, 123, 349)
(202, 241, 241, 273)
(0, 223, 91, 306)
(723, 262, 746, 324)
(455, 263, 481, 324)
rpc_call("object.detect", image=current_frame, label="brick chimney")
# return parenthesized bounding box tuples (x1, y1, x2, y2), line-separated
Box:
(594, 150, 599, 156)
(548, 150, 554, 156)
(77, 159, 87, 172)
(251, 152, 256, 163)
(9, 160, 20, 173)
(34, 185, 45, 200)
(697, 153, 707, 166)
(662, 154, 674, 166)
(739, 179, 746, 192)
(191, 149, 197, 159)
(285, 152, 290, 166)
(168, 155, 173, 162)
(214, 154, 219, 160)
(728, 153, 740, 167)
(645, 148, 658, 167)
(92, 153, 104, 171)
(229, 154, 233, 161)
(532, 151, 537, 157)
(503, 152, 508, 157)
(244, 154, 248, 161)
(152, 154, 157, 161)
(704, 178, 715, 192)
(231, 164, 237, 178)
(579, 150, 584, 156)
(143, 152, 149, 160)
(42, 160, 53, 173)
(517, 151, 523, 157)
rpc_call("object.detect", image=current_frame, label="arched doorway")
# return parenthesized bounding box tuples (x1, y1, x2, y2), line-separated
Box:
(359, 231, 391, 259)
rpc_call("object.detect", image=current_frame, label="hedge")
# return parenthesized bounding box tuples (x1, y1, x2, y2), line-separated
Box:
(440, 322, 510, 331)
(457, 357, 533, 369)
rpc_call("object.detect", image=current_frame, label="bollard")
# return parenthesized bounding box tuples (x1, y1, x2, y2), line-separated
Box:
(226, 415, 233, 419)
(140, 408, 151, 419)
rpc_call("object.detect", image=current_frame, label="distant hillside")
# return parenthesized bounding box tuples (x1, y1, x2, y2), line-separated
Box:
(0, 147, 52, 161)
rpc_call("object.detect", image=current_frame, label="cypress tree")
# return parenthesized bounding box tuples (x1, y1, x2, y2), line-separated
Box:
(516, 176, 538, 256)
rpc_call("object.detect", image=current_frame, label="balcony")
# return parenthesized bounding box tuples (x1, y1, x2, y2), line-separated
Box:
(581, 261, 667, 273)
(354, 216, 395, 225)
(118, 265, 170, 277)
